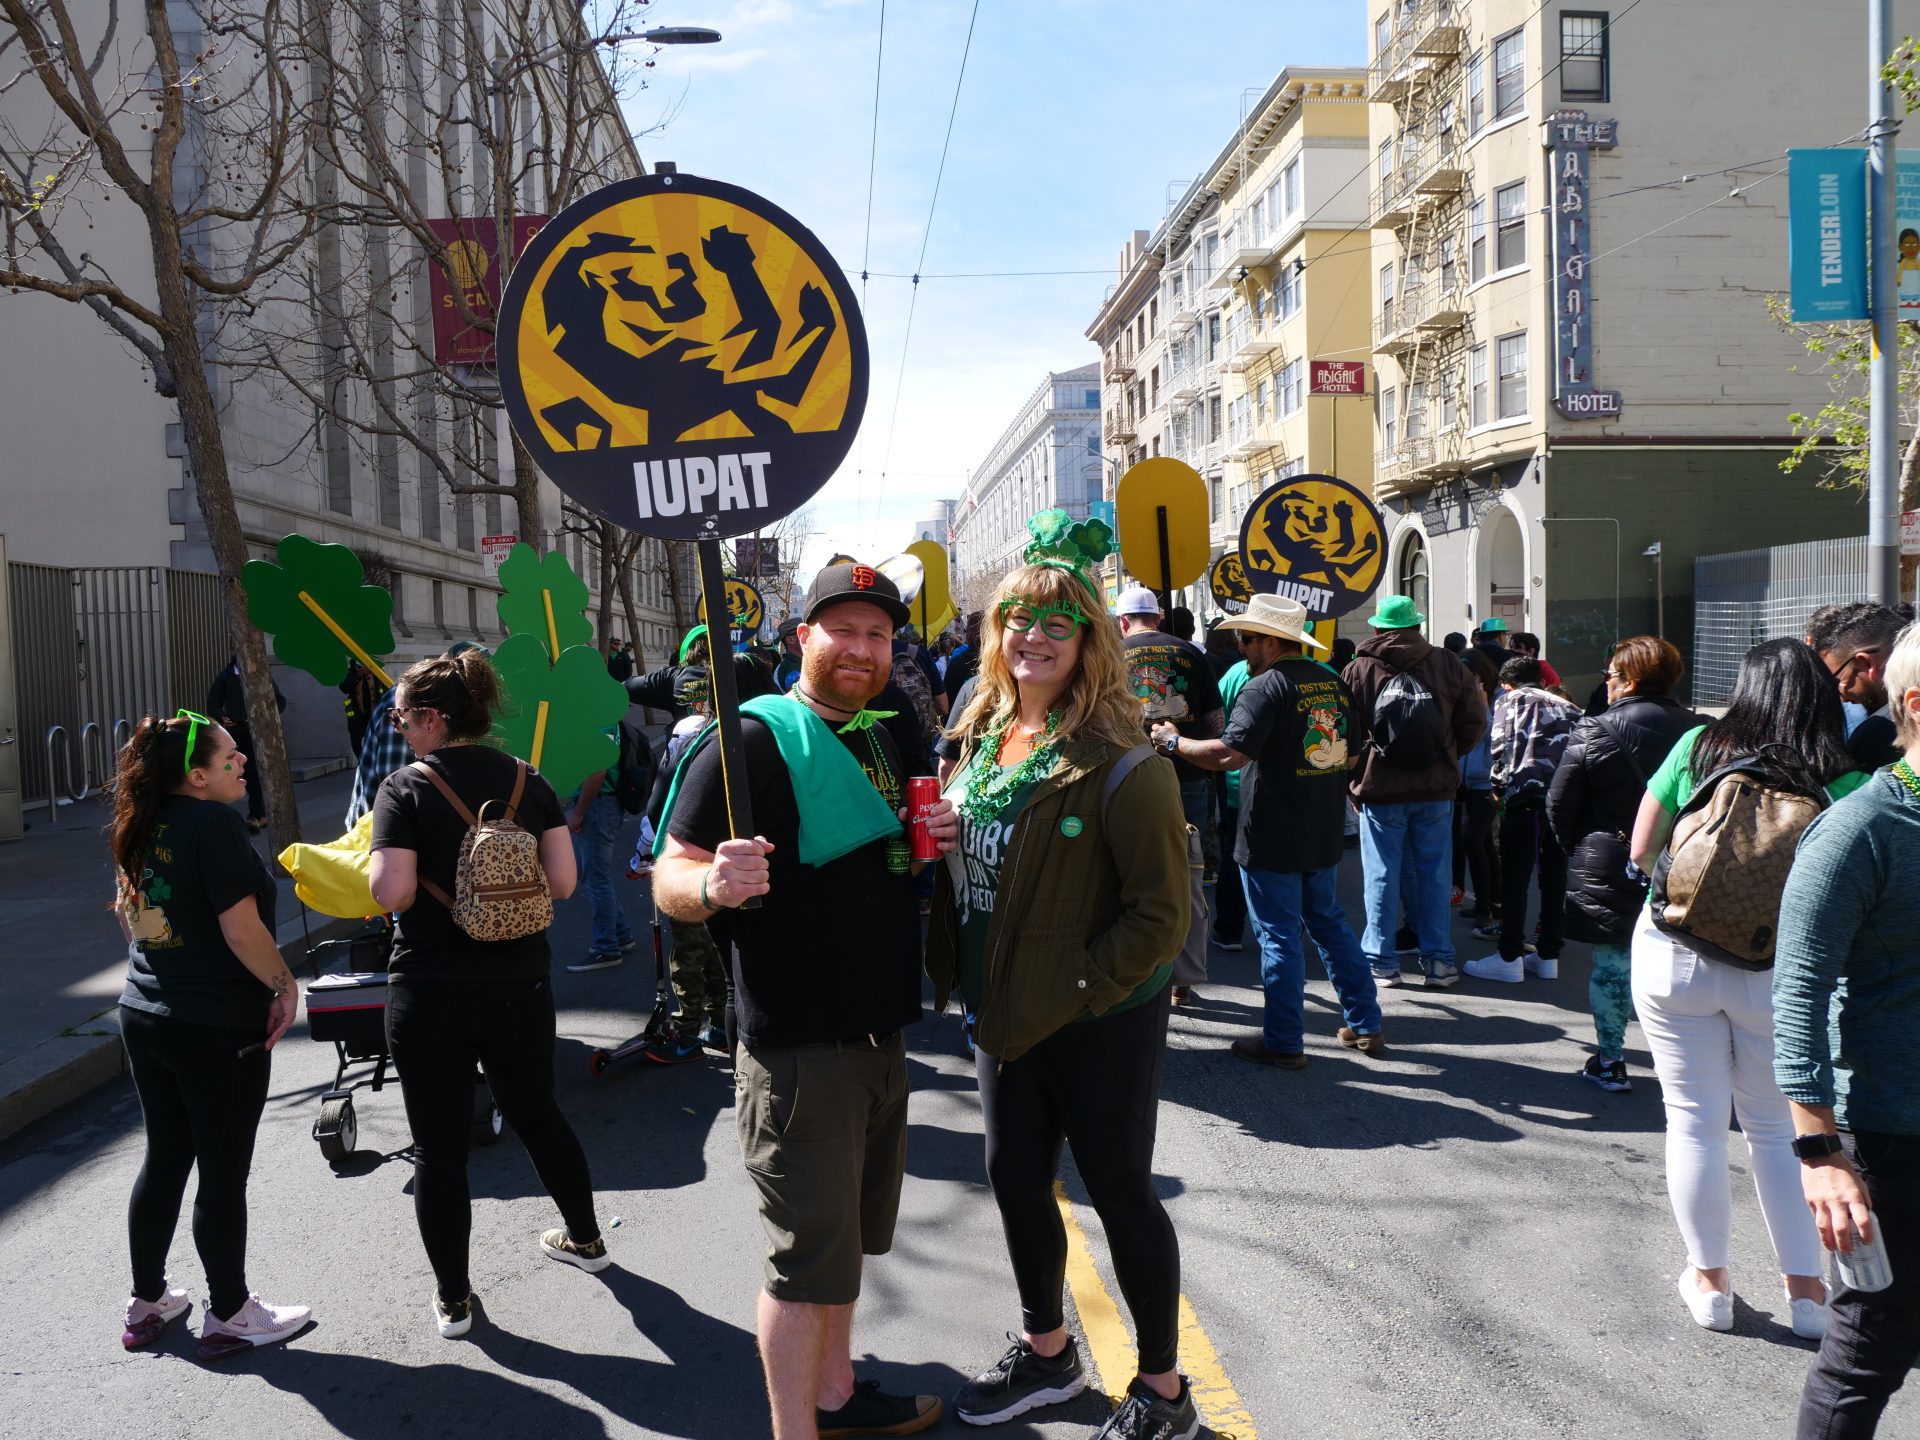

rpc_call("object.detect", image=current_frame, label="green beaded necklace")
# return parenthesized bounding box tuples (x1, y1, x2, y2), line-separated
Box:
(960, 711, 1059, 826)
(1892, 758, 1920, 801)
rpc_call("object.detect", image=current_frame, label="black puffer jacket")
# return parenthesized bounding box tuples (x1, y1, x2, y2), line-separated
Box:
(1546, 692, 1702, 942)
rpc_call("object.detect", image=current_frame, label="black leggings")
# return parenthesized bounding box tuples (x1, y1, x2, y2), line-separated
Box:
(976, 985, 1180, 1375)
(387, 974, 599, 1302)
(1453, 788, 1499, 904)
(122, 1006, 271, 1319)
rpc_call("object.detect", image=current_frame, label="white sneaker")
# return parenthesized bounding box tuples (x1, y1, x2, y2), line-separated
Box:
(434, 1291, 474, 1339)
(540, 1228, 612, 1273)
(1678, 1270, 1733, 1332)
(1789, 1297, 1828, 1340)
(198, 1293, 312, 1360)
(123, 1281, 192, 1350)
(1462, 954, 1525, 984)
(1523, 953, 1559, 980)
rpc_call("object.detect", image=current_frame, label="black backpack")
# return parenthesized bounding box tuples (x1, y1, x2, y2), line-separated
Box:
(612, 720, 656, 815)
(1369, 668, 1448, 770)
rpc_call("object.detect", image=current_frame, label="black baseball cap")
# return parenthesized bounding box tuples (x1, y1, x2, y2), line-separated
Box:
(803, 562, 910, 627)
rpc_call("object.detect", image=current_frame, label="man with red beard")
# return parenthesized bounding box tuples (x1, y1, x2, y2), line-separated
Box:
(654, 562, 957, 1440)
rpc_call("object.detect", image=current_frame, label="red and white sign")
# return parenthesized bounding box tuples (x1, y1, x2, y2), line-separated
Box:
(481, 534, 517, 577)
(1309, 360, 1368, 397)
(426, 217, 546, 366)
(1903, 511, 1920, 557)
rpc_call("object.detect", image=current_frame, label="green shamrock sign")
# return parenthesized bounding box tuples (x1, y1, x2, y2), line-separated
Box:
(490, 634, 628, 796)
(496, 543, 593, 662)
(241, 536, 395, 688)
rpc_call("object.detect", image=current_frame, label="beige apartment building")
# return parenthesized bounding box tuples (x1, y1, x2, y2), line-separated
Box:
(1366, 0, 1909, 694)
(1088, 68, 1372, 616)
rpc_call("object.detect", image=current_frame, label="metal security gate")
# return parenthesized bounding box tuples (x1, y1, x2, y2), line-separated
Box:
(1693, 536, 1869, 707)
(7, 563, 232, 809)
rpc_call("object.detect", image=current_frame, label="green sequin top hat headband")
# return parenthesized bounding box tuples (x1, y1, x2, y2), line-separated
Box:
(1020, 508, 1117, 589)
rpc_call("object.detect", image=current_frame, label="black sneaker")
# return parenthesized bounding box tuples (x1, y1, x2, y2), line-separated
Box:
(1581, 1055, 1631, 1093)
(954, 1333, 1088, 1425)
(1095, 1376, 1200, 1440)
(1394, 925, 1420, 956)
(817, 1379, 942, 1437)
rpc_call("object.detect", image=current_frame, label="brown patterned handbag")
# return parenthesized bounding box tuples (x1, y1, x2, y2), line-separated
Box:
(412, 759, 554, 942)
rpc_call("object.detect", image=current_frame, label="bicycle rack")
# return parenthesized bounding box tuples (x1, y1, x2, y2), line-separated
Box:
(76, 721, 107, 801)
(42, 725, 75, 825)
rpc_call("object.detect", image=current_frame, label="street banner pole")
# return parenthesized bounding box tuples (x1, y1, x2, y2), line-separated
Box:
(1155, 505, 1174, 616)
(696, 537, 760, 908)
(1870, 0, 1901, 604)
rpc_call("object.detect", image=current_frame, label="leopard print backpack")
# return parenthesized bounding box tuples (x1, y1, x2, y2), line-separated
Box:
(412, 759, 553, 942)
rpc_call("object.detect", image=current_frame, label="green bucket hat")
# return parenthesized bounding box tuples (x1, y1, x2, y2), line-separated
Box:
(1476, 616, 1509, 635)
(1367, 594, 1425, 630)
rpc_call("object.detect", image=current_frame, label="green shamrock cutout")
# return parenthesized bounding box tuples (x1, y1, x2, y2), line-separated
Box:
(241, 535, 395, 688)
(490, 634, 627, 797)
(1023, 507, 1117, 577)
(496, 543, 593, 663)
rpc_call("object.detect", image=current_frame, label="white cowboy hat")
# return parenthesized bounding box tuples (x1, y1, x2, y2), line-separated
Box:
(1214, 592, 1327, 650)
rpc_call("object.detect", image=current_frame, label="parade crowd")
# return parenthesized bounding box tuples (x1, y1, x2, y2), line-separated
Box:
(99, 512, 1920, 1440)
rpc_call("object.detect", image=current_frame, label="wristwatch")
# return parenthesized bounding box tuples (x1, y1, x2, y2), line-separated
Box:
(1158, 732, 1179, 757)
(1791, 1132, 1845, 1161)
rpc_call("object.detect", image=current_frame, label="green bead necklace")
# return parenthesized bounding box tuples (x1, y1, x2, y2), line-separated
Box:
(1893, 758, 1920, 801)
(960, 711, 1059, 826)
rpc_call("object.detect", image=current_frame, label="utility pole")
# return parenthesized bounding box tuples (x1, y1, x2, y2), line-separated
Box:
(1869, 0, 1901, 604)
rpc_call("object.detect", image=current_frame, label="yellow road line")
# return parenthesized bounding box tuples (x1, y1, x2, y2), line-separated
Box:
(1053, 1179, 1259, 1439)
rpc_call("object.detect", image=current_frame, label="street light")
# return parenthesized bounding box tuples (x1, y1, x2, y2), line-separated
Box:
(1643, 540, 1664, 638)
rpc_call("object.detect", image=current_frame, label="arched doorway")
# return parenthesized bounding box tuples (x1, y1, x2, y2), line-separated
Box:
(1395, 526, 1430, 635)
(1480, 503, 1527, 630)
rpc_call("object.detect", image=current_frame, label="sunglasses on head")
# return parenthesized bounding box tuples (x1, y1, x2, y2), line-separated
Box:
(175, 709, 210, 778)
(998, 598, 1087, 641)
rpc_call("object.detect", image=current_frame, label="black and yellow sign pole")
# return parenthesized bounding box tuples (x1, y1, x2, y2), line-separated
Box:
(1155, 506, 1174, 617)
(696, 539, 760, 908)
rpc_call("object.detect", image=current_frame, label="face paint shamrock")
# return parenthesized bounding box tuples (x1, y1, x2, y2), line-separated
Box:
(241, 535, 396, 688)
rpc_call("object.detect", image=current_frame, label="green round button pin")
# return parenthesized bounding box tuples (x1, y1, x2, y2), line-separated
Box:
(1060, 816, 1083, 837)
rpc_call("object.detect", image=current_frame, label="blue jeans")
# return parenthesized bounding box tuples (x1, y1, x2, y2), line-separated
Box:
(1359, 800, 1454, 973)
(1241, 865, 1382, 1053)
(570, 794, 632, 954)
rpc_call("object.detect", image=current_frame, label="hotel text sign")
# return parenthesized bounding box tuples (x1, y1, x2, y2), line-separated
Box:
(1547, 111, 1622, 420)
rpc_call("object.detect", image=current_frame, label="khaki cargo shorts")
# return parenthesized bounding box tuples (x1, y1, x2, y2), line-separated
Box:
(735, 1033, 909, 1305)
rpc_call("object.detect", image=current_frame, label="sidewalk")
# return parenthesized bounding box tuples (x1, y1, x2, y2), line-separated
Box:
(0, 767, 363, 1140)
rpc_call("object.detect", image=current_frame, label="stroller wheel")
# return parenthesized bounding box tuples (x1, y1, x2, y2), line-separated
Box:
(588, 1049, 610, 1077)
(472, 1087, 504, 1146)
(315, 1096, 356, 1165)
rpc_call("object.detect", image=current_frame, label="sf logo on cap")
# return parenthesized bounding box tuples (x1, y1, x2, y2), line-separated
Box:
(850, 566, 877, 590)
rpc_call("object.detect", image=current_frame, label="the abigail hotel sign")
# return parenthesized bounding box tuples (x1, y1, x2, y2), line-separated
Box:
(499, 171, 869, 541)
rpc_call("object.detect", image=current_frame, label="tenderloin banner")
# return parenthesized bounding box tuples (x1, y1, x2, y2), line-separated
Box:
(497, 170, 870, 540)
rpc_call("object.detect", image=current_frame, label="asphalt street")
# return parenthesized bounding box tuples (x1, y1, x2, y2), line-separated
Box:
(0, 846, 1898, 1440)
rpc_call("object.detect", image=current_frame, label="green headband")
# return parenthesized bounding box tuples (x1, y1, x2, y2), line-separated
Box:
(678, 624, 709, 664)
(1021, 508, 1116, 590)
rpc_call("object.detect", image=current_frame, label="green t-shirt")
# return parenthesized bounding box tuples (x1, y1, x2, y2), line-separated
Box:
(1218, 660, 1251, 807)
(945, 750, 1171, 1019)
(1647, 725, 1872, 813)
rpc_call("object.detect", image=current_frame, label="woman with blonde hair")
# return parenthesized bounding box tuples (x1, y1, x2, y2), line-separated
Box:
(928, 512, 1198, 1440)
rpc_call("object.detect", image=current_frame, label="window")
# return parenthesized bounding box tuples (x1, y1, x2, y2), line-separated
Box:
(1378, 138, 1394, 185)
(1276, 456, 1306, 480)
(1465, 51, 1485, 134)
(1379, 262, 1396, 333)
(1374, 10, 1390, 60)
(1084, 389, 1099, 408)
(1561, 13, 1609, 101)
(1203, 231, 1220, 280)
(1496, 331, 1528, 419)
(1381, 386, 1397, 451)
(1149, 297, 1159, 334)
(1150, 365, 1160, 408)
(1255, 378, 1269, 424)
(1495, 181, 1527, 271)
(1439, 368, 1459, 428)
(1397, 529, 1429, 627)
(1469, 196, 1488, 280)
(1406, 381, 1428, 441)
(1280, 261, 1302, 317)
(1207, 311, 1222, 361)
(1283, 159, 1301, 220)
(1280, 359, 1304, 416)
(1208, 393, 1223, 442)
(1469, 343, 1489, 426)
(1492, 29, 1525, 118)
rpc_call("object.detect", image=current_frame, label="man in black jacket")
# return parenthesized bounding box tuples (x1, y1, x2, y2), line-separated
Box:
(1546, 635, 1700, 1093)
(206, 656, 285, 831)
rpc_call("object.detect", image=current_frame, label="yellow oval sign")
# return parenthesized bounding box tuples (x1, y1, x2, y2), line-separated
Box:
(1237, 472, 1386, 621)
(1115, 458, 1210, 593)
(697, 576, 766, 634)
(904, 539, 954, 637)
(499, 172, 868, 541)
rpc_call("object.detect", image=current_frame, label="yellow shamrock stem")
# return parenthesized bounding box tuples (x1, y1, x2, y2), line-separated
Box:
(297, 591, 393, 689)
(542, 590, 560, 663)
(530, 699, 550, 770)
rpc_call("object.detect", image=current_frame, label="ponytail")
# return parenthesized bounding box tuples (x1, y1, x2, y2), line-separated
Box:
(109, 714, 214, 885)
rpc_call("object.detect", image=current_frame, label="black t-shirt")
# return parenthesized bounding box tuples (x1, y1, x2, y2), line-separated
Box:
(1123, 630, 1225, 784)
(668, 715, 922, 1046)
(1223, 657, 1355, 875)
(943, 645, 979, 705)
(934, 675, 980, 762)
(371, 745, 567, 979)
(119, 796, 277, 1031)
(1849, 712, 1900, 772)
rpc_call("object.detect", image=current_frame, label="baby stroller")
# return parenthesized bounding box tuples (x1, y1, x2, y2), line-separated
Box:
(303, 921, 502, 1164)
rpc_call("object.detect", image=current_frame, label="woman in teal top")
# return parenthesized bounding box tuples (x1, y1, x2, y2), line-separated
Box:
(926, 512, 1197, 1437)
(1626, 639, 1862, 1341)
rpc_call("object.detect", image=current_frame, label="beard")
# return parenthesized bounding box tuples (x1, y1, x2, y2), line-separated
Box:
(800, 644, 891, 712)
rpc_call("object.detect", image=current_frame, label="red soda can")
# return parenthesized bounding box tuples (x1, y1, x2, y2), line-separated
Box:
(907, 776, 943, 861)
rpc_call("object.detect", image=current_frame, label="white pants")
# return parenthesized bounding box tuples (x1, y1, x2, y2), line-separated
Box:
(1629, 911, 1824, 1278)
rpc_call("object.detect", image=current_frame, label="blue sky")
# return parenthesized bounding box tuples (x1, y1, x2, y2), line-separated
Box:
(624, 0, 1367, 579)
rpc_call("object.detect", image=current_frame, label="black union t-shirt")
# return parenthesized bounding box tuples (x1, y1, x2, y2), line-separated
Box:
(372, 745, 567, 979)
(1224, 657, 1355, 875)
(668, 715, 922, 1046)
(1124, 630, 1224, 784)
(120, 795, 278, 1032)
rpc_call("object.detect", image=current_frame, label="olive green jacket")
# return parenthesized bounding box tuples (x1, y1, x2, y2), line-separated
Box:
(926, 736, 1190, 1062)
